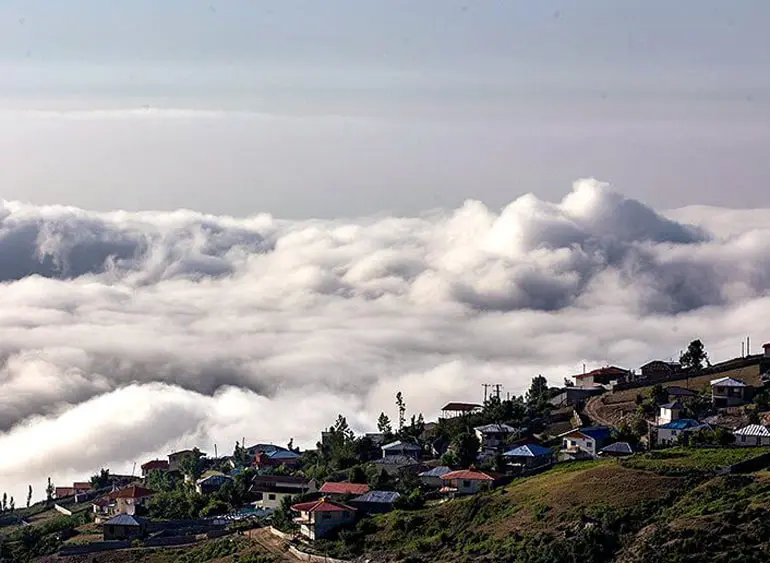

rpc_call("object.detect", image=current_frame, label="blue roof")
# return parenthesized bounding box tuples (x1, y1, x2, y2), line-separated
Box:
(658, 419, 702, 430)
(266, 449, 301, 460)
(580, 426, 612, 441)
(351, 490, 401, 504)
(419, 466, 452, 478)
(503, 444, 552, 458)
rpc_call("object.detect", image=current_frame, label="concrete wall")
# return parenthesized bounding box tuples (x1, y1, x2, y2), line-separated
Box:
(58, 541, 131, 555)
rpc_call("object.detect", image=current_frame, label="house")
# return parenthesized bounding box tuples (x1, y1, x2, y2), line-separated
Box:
(140, 459, 169, 477)
(640, 361, 681, 382)
(733, 425, 770, 447)
(503, 444, 554, 470)
(380, 440, 422, 459)
(440, 402, 483, 419)
(599, 442, 635, 457)
(167, 449, 203, 472)
(113, 485, 156, 516)
(103, 514, 148, 541)
(549, 386, 604, 408)
(291, 497, 357, 541)
(656, 401, 683, 425)
(195, 472, 233, 494)
(656, 419, 708, 447)
(250, 475, 318, 510)
(365, 433, 385, 446)
(319, 482, 370, 498)
(665, 386, 698, 402)
(255, 448, 302, 469)
(349, 490, 401, 514)
(55, 487, 76, 499)
(558, 426, 612, 458)
(573, 366, 630, 389)
(54, 481, 92, 499)
(418, 466, 453, 488)
(474, 424, 518, 453)
(440, 468, 494, 498)
(711, 377, 749, 407)
(371, 455, 420, 476)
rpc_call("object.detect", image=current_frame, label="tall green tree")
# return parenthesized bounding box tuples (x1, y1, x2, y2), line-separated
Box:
(90, 468, 111, 489)
(8, 497, 14, 512)
(179, 448, 205, 481)
(377, 412, 393, 435)
(2, 493, 7, 512)
(451, 432, 480, 468)
(680, 339, 710, 371)
(395, 392, 406, 431)
(526, 375, 551, 417)
(46, 477, 54, 504)
(27, 485, 32, 508)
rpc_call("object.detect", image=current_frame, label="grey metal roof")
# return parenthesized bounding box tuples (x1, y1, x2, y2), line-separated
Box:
(105, 514, 146, 526)
(381, 440, 421, 451)
(474, 423, 518, 434)
(372, 455, 418, 465)
(503, 444, 553, 457)
(600, 442, 634, 454)
(659, 401, 683, 410)
(710, 377, 747, 387)
(419, 466, 452, 478)
(351, 490, 401, 504)
(734, 424, 770, 437)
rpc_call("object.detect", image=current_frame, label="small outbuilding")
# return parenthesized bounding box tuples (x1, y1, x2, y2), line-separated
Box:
(503, 444, 554, 470)
(349, 490, 401, 514)
(733, 424, 770, 447)
(599, 442, 635, 457)
(103, 514, 148, 541)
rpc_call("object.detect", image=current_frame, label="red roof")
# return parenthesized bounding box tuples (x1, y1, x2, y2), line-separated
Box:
(441, 469, 494, 481)
(55, 487, 75, 497)
(574, 366, 628, 379)
(114, 485, 156, 499)
(319, 482, 370, 496)
(73, 482, 92, 490)
(141, 460, 170, 471)
(291, 497, 356, 513)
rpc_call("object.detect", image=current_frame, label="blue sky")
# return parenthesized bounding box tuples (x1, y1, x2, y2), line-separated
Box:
(1, 1, 769, 216)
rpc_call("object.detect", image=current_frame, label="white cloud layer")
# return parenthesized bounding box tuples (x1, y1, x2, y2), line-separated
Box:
(2, 178, 770, 502)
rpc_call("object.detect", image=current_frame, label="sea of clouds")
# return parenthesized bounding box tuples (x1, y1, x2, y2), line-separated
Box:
(2, 178, 770, 503)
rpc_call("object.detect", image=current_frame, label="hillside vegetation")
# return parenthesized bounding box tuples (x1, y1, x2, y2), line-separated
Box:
(311, 449, 770, 563)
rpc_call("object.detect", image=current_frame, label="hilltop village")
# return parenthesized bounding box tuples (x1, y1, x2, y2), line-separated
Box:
(2, 339, 770, 562)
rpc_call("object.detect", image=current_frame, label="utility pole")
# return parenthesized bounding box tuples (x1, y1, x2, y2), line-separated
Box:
(493, 384, 503, 400)
(482, 383, 491, 403)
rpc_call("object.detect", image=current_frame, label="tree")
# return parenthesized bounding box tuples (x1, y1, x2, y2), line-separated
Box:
(680, 339, 710, 372)
(8, 497, 14, 512)
(46, 477, 54, 504)
(650, 384, 668, 406)
(377, 412, 393, 435)
(1, 493, 6, 512)
(526, 375, 551, 417)
(232, 441, 251, 468)
(396, 392, 406, 432)
(451, 432, 480, 468)
(179, 448, 204, 481)
(287, 438, 295, 452)
(90, 468, 111, 489)
(27, 485, 32, 508)
(440, 450, 459, 467)
(349, 466, 367, 484)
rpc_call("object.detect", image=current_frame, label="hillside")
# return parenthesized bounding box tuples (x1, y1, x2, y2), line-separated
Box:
(312, 449, 770, 563)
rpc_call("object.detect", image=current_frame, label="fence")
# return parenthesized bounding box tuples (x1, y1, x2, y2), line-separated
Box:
(288, 545, 350, 563)
(143, 535, 197, 547)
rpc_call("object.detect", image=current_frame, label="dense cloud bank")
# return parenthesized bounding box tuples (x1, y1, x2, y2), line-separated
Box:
(2, 179, 770, 502)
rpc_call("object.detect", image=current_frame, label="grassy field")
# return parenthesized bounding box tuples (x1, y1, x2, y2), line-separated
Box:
(621, 447, 770, 475)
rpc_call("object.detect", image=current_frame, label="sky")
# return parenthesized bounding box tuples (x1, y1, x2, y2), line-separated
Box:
(0, 0, 769, 216)
(2, 2, 770, 503)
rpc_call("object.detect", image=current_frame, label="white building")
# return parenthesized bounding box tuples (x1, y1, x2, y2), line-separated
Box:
(291, 498, 356, 541)
(250, 476, 317, 510)
(656, 401, 683, 426)
(558, 426, 611, 457)
(656, 419, 708, 447)
(733, 425, 770, 447)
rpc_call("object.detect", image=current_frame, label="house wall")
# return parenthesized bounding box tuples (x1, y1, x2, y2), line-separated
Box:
(298, 510, 354, 540)
(561, 434, 597, 456)
(104, 524, 143, 541)
(257, 490, 295, 510)
(734, 434, 770, 447)
(447, 478, 488, 495)
(712, 387, 746, 407)
(419, 475, 445, 488)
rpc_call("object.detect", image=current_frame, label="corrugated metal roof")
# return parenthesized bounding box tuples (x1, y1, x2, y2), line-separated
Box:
(503, 444, 552, 457)
(372, 455, 418, 465)
(734, 424, 770, 437)
(105, 514, 146, 526)
(710, 377, 747, 387)
(351, 490, 401, 504)
(474, 424, 518, 434)
(419, 466, 452, 478)
(381, 440, 421, 451)
(600, 442, 634, 454)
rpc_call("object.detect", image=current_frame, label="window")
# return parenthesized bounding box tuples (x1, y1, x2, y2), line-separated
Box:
(462, 480, 471, 488)
(322, 514, 331, 520)
(268, 494, 276, 500)
(586, 441, 592, 448)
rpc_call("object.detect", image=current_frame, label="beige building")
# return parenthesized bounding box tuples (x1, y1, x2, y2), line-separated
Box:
(291, 497, 357, 541)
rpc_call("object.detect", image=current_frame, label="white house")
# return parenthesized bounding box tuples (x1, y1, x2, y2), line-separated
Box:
(656, 401, 683, 426)
(733, 425, 770, 447)
(656, 419, 708, 447)
(474, 424, 518, 453)
(250, 475, 317, 510)
(558, 426, 612, 458)
(291, 497, 357, 541)
(440, 468, 494, 498)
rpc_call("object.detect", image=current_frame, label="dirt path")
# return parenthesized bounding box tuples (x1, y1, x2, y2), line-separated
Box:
(246, 527, 299, 561)
(584, 395, 619, 428)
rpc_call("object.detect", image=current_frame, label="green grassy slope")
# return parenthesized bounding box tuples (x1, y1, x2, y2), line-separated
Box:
(316, 450, 770, 563)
